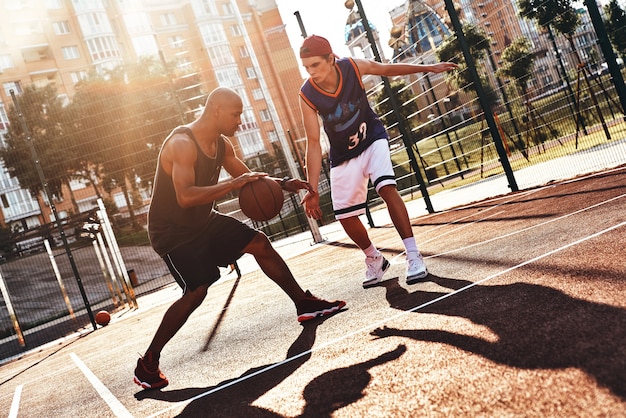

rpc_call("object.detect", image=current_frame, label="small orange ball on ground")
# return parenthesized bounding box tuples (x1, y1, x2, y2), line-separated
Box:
(95, 310, 111, 326)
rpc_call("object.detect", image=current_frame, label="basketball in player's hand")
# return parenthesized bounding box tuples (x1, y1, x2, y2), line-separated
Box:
(238, 177, 284, 221)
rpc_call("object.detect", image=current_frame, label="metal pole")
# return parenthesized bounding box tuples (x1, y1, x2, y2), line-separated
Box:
(294, 11, 307, 38)
(10, 90, 97, 330)
(583, 0, 626, 120)
(353, 0, 435, 212)
(441, 1, 518, 192)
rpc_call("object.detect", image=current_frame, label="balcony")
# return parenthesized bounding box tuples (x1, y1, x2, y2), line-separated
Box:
(20, 43, 51, 62)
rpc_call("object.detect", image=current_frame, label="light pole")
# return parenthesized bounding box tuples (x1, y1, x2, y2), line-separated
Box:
(344, 0, 435, 213)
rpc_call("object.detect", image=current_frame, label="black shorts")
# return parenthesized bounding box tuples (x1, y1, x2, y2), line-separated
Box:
(163, 213, 257, 292)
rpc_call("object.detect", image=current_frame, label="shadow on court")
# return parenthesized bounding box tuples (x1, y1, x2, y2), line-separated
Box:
(371, 275, 626, 399)
(135, 309, 408, 418)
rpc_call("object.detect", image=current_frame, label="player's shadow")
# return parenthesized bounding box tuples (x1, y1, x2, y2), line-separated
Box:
(135, 313, 334, 416)
(371, 275, 626, 398)
(298, 343, 406, 418)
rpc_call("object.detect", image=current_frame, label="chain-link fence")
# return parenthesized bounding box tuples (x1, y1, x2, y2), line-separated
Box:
(1, 0, 625, 362)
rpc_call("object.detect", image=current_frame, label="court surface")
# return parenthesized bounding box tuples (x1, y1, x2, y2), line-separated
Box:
(1, 166, 625, 417)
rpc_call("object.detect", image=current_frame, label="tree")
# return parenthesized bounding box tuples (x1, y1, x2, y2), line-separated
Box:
(0, 84, 80, 213)
(604, 0, 626, 58)
(69, 57, 180, 227)
(373, 80, 419, 132)
(517, 0, 582, 63)
(497, 38, 536, 97)
(497, 37, 557, 148)
(436, 24, 498, 107)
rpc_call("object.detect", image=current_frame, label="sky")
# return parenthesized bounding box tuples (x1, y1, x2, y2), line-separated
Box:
(273, 0, 404, 65)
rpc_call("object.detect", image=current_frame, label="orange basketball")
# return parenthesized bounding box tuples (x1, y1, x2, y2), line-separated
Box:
(95, 310, 111, 326)
(239, 177, 284, 221)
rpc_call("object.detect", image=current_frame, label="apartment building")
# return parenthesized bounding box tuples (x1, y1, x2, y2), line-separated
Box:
(0, 0, 305, 232)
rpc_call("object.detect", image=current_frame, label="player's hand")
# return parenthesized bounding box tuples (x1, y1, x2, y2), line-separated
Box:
(232, 172, 267, 189)
(282, 178, 314, 194)
(429, 62, 459, 73)
(301, 190, 322, 220)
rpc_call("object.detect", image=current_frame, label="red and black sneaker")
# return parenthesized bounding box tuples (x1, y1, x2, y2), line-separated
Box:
(133, 351, 168, 389)
(297, 290, 346, 322)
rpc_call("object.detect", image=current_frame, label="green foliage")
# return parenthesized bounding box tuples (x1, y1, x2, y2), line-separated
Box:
(0, 84, 76, 199)
(437, 24, 491, 92)
(436, 24, 498, 108)
(604, 0, 626, 57)
(69, 60, 178, 196)
(372, 80, 418, 130)
(0, 224, 16, 257)
(497, 37, 536, 93)
(517, 0, 579, 33)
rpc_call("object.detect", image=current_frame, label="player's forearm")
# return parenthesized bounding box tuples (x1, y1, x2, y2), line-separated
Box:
(175, 181, 237, 208)
(381, 63, 431, 76)
(305, 144, 322, 193)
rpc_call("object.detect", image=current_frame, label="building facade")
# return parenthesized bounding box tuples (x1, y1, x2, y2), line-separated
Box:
(0, 0, 305, 232)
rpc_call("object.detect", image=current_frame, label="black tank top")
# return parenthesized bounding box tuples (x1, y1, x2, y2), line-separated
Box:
(148, 126, 225, 256)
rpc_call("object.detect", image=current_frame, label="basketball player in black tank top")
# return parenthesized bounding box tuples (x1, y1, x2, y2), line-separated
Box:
(133, 87, 346, 390)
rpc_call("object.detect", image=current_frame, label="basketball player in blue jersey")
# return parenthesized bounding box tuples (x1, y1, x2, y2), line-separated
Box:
(298, 35, 457, 288)
(133, 87, 346, 390)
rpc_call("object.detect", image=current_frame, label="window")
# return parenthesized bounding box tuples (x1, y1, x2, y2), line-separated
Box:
(238, 45, 248, 57)
(3, 81, 22, 97)
(199, 23, 226, 44)
(252, 88, 263, 100)
(259, 109, 271, 121)
(160, 13, 176, 26)
(69, 178, 88, 191)
(169, 35, 184, 49)
(2, 189, 40, 219)
(0, 54, 14, 70)
(245, 67, 256, 79)
(207, 44, 234, 66)
(0, 166, 19, 188)
(86, 36, 121, 60)
(176, 57, 192, 72)
(0, 102, 9, 131)
(70, 71, 88, 84)
(52, 21, 71, 35)
(215, 67, 242, 88)
(222, 3, 234, 15)
(238, 108, 257, 130)
(236, 131, 265, 157)
(62, 46, 80, 60)
(268, 130, 278, 143)
(194, 0, 217, 16)
(230, 25, 242, 36)
(76, 12, 112, 36)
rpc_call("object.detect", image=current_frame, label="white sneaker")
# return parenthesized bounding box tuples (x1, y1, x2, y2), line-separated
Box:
(406, 252, 428, 284)
(363, 254, 390, 288)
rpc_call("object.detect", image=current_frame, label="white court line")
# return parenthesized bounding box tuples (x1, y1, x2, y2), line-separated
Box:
(427, 192, 626, 259)
(8, 384, 23, 418)
(418, 210, 505, 246)
(150, 219, 626, 417)
(391, 210, 505, 265)
(70, 353, 134, 418)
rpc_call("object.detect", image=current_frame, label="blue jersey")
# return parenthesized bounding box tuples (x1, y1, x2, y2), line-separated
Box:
(300, 57, 388, 167)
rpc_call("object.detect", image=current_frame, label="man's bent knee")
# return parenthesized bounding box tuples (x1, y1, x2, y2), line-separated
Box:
(242, 231, 272, 255)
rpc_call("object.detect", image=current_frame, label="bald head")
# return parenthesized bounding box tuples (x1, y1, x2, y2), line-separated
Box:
(200, 87, 243, 137)
(206, 87, 242, 111)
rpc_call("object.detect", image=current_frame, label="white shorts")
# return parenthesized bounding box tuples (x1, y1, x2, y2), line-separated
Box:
(330, 139, 396, 219)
